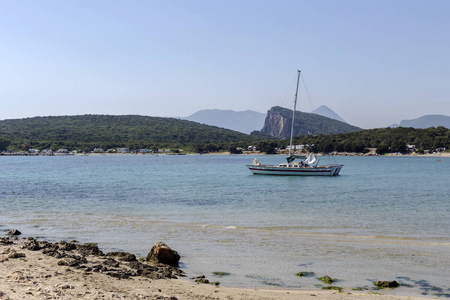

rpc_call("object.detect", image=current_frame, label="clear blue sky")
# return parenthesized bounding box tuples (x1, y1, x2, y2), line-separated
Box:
(1, 0, 449, 128)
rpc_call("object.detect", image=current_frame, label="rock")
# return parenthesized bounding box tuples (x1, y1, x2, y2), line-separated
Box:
(8, 252, 26, 259)
(173, 268, 186, 277)
(92, 264, 105, 272)
(128, 261, 146, 270)
(260, 108, 292, 139)
(59, 284, 71, 290)
(103, 258, 120, 268)
(129, 259, 183, 279)
(194, 276, 210, 284)
(106, 251, 137, 261)
(104, 269, 136, 279)
(25, 239, 40, 251)
(76, 243, 104, 256)
(145, 271, 164, 280)
(260, 106, 360, 139)
(1, 248, 12, 254)
(57, 241, 76, 251)
(321, 275, 335, 284)
(57, 258, 79, 267)
(374, 280, 399, 288)
(38, 241, 54, 250)
(159, 267, 173, 278)
(146, 242, 180, 267)
(8, 229, 21, 236)
(195, 278, 209, 283)
(42, 248, 64, 259)
(0, 237, 13, 245)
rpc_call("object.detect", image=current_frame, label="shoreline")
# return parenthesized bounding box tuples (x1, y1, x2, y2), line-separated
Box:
(1, 151, 449, 157)
(0, 234, 434, 300)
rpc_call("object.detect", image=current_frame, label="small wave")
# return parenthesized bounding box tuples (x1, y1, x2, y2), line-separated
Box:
(197, 224, 238, 229)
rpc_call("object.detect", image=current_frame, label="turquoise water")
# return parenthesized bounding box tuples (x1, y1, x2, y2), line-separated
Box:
(1, 154, 449, 297)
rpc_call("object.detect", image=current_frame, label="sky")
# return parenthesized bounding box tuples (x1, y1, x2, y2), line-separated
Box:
(1, 0, 449, 129)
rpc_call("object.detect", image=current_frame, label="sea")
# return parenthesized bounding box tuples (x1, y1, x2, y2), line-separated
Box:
(0, 154, 449, 298)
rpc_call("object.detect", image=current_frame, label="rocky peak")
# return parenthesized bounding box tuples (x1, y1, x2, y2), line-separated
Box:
(261, 107, 292, 139)
(260, 106, 361, 139)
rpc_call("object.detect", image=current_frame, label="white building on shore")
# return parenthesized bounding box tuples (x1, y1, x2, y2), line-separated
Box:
(117, 148, 130, 153)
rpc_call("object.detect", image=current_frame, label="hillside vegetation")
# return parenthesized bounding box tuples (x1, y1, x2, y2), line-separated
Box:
(1, 115, 448, 155)
(0, 115, 261, 152)
(292, 126, 449, 154)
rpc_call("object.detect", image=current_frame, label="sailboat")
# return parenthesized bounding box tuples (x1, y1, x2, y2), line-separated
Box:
(246, 70, 343, 176)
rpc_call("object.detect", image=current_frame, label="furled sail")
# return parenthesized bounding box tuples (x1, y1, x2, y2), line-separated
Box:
(286, 155, 307, 163)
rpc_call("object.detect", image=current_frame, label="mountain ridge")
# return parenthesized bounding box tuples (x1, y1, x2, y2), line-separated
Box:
(181, 109, 266, 134)
(311, 105, 346, 123)
(398, 114, 450, 129)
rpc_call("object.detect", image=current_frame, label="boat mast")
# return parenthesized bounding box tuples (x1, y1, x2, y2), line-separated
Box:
(288, 70, 301, 158)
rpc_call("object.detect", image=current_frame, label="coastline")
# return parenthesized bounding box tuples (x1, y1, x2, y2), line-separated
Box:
(1, 151, 449, 157)
(0, 234, 433, 300)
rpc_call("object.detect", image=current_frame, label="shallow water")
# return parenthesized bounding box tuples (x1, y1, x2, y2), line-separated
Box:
(1, 154, 449, 297)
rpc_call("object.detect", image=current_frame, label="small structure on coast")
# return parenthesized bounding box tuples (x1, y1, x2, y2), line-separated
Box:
(28, 149, 40, 154)
(57, 149, 69, 154)
(117, 148, 130, 153)
(40, 149, 54, 156)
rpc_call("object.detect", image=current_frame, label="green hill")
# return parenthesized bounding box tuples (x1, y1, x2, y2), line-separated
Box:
(2, 114, 446, 155)
(0, 115, 260, 152)
(294, 126, 449, 153)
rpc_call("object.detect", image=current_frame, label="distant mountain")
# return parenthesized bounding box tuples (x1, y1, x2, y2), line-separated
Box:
(398, 115, 450, 129)
(260, 106, 361, 139)
(311, 105, 346, 123)
(182, 109, 266, 134)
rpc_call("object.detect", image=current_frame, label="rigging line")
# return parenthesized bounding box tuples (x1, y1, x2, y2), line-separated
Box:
(331, 154, 338, 164)
(300, 74, 315, 112)
(281, 75, 297, 109)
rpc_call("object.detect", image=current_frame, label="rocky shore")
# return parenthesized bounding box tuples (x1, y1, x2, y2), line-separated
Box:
(0, 232, 432, 300)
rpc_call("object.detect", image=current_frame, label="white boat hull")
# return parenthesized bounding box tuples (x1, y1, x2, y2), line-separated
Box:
(246, 164, 343, 176)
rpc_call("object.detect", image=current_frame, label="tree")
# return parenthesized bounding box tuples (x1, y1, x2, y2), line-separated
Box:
(0, 137, 11, 151)
(317, 142, 334, 153)
(376, 143, 390, 155)
(333, 143, 344, 152)
(390, 141, 407, 153)
(257, 141, 278, 154)
(229, 147, 242, 154)
(22, 142, 31, 151)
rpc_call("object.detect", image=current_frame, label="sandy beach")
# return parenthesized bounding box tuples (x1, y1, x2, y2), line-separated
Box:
(0, 235, 433, 300)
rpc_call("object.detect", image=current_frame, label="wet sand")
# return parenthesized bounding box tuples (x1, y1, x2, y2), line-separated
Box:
(0, 235, 432, 300)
